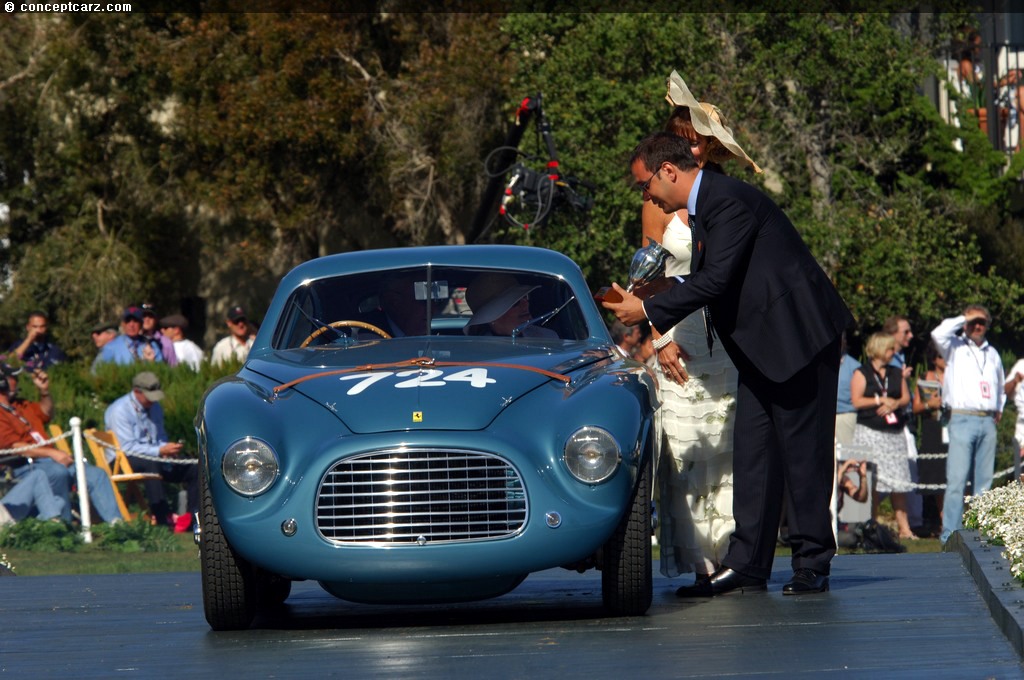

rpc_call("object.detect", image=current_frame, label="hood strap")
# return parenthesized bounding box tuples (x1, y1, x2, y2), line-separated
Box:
(273, 356, 570, 394)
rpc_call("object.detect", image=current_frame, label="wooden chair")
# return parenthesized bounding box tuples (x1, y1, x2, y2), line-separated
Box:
(78, 427, 162, 521)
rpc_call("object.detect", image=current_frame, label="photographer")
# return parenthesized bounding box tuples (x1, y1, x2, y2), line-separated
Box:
(836, 459, 869, 548)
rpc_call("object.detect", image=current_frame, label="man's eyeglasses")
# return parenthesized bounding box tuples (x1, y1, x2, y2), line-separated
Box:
(635, 166, 663, 194)
(967, 318, 989, 328)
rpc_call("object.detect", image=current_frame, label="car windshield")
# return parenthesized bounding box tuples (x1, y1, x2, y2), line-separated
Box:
(273, 265, 588, 349)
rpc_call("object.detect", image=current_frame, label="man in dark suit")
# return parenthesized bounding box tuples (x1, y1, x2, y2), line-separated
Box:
(604, 131, 854, 596)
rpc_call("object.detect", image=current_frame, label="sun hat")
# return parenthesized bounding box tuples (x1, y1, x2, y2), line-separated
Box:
(464, 273, 539, 330)
(665, 70, 762, 174)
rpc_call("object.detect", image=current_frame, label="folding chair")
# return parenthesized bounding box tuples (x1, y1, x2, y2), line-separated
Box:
(80, 427, 162, 521)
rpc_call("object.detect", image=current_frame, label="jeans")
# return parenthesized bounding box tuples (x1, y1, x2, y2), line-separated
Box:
(2, 467, 65, 521)
(941, 413, 997, 543)
(16, 458, 123, 523)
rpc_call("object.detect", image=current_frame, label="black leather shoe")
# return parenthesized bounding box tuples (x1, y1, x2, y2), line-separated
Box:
(783, 568, 829, 595)
(675, 573, 712, 598)
(708, 567, 767, 595)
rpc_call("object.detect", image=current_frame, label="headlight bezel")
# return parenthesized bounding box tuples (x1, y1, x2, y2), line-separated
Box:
(221, 436, 280, 496)
(563, 426, 621, 484)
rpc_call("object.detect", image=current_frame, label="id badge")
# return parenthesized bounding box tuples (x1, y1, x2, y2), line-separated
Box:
(885, 412, 899, 425)
(942, 425, 949, 444)
(981, 381, 991, 399)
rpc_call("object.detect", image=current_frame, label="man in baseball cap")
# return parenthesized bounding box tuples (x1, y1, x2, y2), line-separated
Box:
(105, 371, 198, 529)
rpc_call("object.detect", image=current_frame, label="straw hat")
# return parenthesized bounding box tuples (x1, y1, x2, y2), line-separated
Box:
(665, 70, 762, 174)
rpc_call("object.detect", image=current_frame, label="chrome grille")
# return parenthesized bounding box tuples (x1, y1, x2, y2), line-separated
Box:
(316, 448, 527, 545)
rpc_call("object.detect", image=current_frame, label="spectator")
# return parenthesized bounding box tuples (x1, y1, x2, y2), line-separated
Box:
(211, 306, 255, 366)
(610, 320, 641, 358)
(96, 306, 165, 365)
(850, 332, 915, 540)
(0, 467, 65, 526)
(160, 314, 204, 371)
(104, 371, 198, 529)
(0, 362, 121, 524)
(932, 305, 1005, 544)
(9, 311, 66, 370)
(140, 303, 177, 367)
(633, 323, 655, 366)
(1006, 354, 1024, 478)
(835, 459, 869, 548)
(882, 314, 923, 535)
(835, 333, 861, 450)
(90, 321, 119, 351)
(913, 340, 947, 537)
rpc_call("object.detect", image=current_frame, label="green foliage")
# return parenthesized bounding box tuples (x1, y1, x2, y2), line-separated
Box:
(90, 516, 183, 553)
(0, 518, 83, 552)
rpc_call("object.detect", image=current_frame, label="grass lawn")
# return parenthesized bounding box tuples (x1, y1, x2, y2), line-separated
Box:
(2, 531, 199, 576)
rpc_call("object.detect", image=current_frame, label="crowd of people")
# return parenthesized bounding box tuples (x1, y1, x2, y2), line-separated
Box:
(0, 302, 258, 531)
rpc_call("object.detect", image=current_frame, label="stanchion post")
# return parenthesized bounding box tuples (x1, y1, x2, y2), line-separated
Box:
(70, 417, 92, 544)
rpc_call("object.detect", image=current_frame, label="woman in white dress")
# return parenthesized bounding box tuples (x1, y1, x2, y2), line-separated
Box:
(643, 72, 761, 597)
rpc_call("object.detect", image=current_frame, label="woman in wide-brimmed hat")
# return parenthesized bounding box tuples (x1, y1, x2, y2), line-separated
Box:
(642, 72, 760, 598)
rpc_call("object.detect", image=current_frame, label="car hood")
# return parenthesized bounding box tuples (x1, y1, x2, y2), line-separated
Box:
(246, 339, 611, 434)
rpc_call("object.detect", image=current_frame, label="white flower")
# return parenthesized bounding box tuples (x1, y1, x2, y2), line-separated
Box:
(964, 481, 1024, 582)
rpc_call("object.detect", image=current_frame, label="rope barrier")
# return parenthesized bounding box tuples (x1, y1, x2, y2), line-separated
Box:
(837, 443, 1020, 492)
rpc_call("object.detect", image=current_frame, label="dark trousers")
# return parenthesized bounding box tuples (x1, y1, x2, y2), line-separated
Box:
(128, 455, 199, 524)
(722, 337, 841, 580)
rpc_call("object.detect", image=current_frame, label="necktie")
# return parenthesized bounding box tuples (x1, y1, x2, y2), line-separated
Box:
(688, 214, 715, 355)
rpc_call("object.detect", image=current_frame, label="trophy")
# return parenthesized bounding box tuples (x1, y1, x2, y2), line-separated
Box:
(594, 237, 669, 303)
(626, 237, 669, 292)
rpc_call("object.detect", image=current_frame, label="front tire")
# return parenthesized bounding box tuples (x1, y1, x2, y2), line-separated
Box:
(200, 471, 258, 631)
(601, 453, 653, 616)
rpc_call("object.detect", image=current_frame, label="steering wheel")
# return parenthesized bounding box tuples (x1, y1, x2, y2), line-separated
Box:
(299, 320, 392, 348)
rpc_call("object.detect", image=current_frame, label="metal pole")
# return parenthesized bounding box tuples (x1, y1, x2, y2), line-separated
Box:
(70, 417, 92, 544)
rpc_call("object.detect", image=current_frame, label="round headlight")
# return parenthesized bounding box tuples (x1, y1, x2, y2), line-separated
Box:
(563, 426, 620, 484)
(222, 437, 279, 496)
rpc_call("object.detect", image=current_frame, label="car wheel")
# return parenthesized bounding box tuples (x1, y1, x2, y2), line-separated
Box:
(200, 471, 258, 631)
(601, 451, 653, 616)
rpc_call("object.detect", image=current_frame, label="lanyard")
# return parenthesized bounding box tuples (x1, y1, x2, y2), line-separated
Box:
(871, 368, 889, 398)
(0, 402, 31, 428)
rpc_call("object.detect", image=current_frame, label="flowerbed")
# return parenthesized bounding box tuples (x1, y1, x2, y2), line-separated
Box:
(964, 480, 1024, 583)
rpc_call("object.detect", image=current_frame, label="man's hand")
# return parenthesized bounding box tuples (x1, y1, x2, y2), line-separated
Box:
(31, 369, 49, 395)
(159, 442, 184, 458)
(657, 340, 691, 384)
(601, 282, 648, 326)
(41, 448, 72, 467)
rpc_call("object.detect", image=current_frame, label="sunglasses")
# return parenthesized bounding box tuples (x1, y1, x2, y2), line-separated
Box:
(635, 166, 663, 195)
(967, 318, 989, 328)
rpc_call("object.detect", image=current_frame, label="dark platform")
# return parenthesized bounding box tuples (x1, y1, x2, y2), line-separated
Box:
(1, 538, 1023, 678)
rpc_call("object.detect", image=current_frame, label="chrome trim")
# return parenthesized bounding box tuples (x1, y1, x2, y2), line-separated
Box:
(316, 448, 528, 546)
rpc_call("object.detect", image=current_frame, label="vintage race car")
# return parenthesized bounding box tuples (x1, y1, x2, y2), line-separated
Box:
(196, 245, 660, 630)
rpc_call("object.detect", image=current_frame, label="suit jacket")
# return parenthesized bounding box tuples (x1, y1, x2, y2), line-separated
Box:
(645, 171, 853, 383)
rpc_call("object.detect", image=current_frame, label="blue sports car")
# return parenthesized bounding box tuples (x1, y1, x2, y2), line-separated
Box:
(196, 245, 660, 630)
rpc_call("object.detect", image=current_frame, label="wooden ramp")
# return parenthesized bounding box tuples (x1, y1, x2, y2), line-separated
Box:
(0, 537, 1021, 678)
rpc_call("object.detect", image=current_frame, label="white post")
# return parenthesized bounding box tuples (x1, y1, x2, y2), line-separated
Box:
(70, 417, 92, 544)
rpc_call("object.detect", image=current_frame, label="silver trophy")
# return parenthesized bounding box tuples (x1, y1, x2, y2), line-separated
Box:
(626, 237, 669, 292)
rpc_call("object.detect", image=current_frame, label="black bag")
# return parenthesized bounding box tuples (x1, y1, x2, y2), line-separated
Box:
(856, 519, 907, 553)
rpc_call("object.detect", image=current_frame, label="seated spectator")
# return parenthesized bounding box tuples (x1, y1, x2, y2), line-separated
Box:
(0, 467, 65, 526)
(850, 332, 916, 540)
(835, 459, 869, 548)
(463, 274, 557, 338)
(104, 371, 198, 529)
(0, 362, 121, 524)
(160, 314, 204, 371)
(9, 311, 66, 370)
(95, 306, 165, 365)
(140, 303, 177, 367)
(211, 306, 255, 366)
